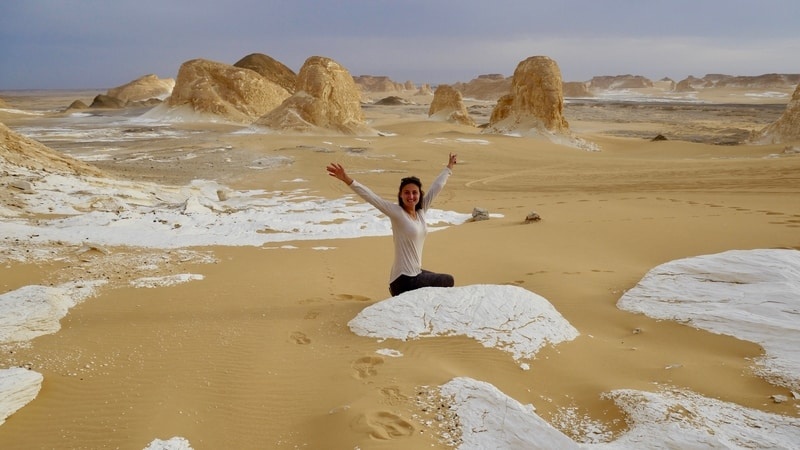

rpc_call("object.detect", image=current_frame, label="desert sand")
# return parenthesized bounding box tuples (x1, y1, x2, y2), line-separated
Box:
(1, 82, 799, 449)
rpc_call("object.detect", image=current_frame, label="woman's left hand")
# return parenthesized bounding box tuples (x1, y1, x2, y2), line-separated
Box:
(447, 153, 457, 170)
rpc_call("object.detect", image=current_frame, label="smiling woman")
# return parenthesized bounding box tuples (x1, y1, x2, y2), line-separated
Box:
(326, 152, 457, 296)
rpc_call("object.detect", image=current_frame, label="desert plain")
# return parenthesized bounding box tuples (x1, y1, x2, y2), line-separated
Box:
(1, 73, 799, 449)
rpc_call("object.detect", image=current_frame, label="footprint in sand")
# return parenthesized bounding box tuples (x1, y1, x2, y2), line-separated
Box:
(351, 411, 415, 440)
(380, 386, 407, 406)
(290, 331, 311, 345)
(334, 293, 372, 302)
(304, 310, 320, 320)
(352, 355, 384, 379)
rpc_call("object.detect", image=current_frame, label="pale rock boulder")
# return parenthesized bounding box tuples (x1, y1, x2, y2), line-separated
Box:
(486, 56, 569, 135)
(428, 84, 475, 126)
(417, 84, 433, 95)
(753, 83, 800, 144)
(0, 368, 43, 426)
(255, 56, 371, 134)
(233, 53, 297, 94)
(164, 58, 291, 123)
(106, 74, 175, 102)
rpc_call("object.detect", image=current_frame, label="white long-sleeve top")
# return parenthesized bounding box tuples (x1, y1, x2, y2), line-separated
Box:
(349, 167, 452, 283)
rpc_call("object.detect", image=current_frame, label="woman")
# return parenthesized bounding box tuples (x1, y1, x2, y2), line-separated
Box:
(326, 153, 457, 296)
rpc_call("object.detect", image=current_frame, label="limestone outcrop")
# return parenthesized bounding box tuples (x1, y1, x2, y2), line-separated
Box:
(163, 58, 291, 123)
(753, 83, 800, 144)
(452, 74, 511, 101)
(106, 74, 175, 102)
(353, 75, 406, 92)
(1, 122, 104, 177)
(89, 94, 127, 108)
(255, 56, 370, 134)
(562, 81, 592, 98)
(485, 56, 569, 135)
(233, 53, 297, 94)
(0, 368, 43, 426)
(588, 75, 653, 90)
(428, 84, 475, 126)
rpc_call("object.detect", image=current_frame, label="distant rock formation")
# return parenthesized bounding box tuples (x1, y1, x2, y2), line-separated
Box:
(255, 56, 370, 134)
(164, 58, 291, 123)
(404, 80, 416, 90)
(0, 122, 104, 177)
(0, 97, 8, 108)
(428, 85, 475, 126)
(353, 75, 406, 92)
(374, 96, 412, 106)
(89, 94, 127, 109)
(233, 53, 297, 94)
(66, 100, 89, 110)
(753, 83, 800, 144)
(417, 84, 433, 95)
(106, 74, 175, 102)
(675, 73, 800, 91)
(452, 74, 511, 101)
(485, 56, 569, 135)
(588, 75, 654, 90)
(562, 81, 592, 98)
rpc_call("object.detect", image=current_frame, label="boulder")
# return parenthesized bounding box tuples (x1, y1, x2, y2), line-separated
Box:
(255, 56, 370, 134)
(233, 53, 297, 93)
(106, 74, 175, 102)
(754, 83, 800, 144)
(428, 84, 475, 126)
(166, 58, 291, 123)
(485, 56, 569, 135)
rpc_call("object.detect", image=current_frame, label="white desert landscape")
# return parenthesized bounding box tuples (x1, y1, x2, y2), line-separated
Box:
(1, 53, 799, 449)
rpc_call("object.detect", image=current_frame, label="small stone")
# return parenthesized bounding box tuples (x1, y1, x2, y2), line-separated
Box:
(524, 211, 541, 223)
(9, 180, 35, 194)
(770, 394, 788, 403)
(470, 207, 489, 221)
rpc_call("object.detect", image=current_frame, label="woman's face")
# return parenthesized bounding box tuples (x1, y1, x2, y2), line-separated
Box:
(400, 183, 420, 210)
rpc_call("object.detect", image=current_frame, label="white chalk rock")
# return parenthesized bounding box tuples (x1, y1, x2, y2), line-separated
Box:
(0, 368, 43, 426)
(349, 284, 579, 362)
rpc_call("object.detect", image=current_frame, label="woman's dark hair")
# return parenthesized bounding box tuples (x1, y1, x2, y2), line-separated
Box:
(398, 176, 424, 211)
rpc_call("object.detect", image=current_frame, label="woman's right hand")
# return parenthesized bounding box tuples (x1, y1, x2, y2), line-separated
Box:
(326, 163, 353, 185)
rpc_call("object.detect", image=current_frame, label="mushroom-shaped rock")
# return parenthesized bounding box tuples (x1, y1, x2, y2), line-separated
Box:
(486, 56, 568, 135)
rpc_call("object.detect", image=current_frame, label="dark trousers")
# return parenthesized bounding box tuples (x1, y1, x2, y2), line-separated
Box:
(389, 270, 454, 296)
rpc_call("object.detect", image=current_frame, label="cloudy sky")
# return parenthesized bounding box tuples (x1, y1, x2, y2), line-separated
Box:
(1, 0, 798, 90)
